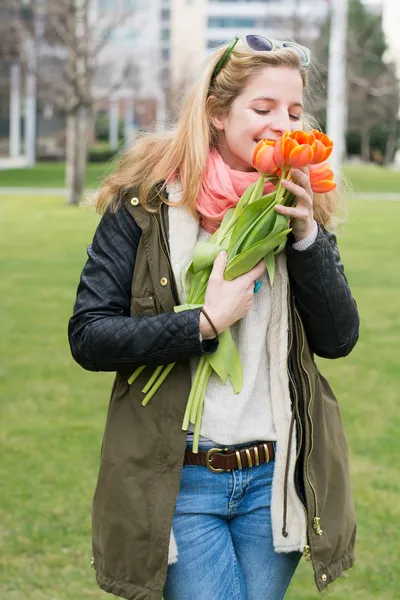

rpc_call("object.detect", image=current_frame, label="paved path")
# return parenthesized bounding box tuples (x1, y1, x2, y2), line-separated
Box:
(0, 187, 97, 197)
(1, 188, 400, 200)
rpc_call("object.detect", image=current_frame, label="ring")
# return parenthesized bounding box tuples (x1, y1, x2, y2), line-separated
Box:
(253, 280, 262, 294)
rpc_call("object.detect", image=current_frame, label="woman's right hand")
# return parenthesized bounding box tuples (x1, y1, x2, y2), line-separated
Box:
(200, 251, 266, 339)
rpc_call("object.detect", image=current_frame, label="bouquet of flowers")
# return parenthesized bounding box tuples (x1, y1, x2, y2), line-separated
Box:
(129, 129, 336, 452)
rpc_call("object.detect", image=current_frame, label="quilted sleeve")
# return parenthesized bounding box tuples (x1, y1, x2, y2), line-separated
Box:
(68, 205, 218, 372)
(286, 226, 359, 359)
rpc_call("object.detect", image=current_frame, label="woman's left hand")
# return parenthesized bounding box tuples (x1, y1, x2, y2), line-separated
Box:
(274, 166, 316, 242)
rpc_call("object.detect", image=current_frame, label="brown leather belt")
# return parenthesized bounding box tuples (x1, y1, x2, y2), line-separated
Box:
(184, 441, 274, 473)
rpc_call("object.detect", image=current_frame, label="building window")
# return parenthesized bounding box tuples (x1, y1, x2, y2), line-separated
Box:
(161, 48, 170, 61)
(108, 27, 138, 42)
(161, 8, 170, 20)
(207, 39, 227, 49)
(208, 17, 256, 28)
(161, 28, 170, 41)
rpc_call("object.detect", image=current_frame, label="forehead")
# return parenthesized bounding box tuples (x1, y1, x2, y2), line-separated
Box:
(239, 66, 304, 104)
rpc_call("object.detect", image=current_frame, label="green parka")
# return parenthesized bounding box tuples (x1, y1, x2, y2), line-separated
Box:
(69, 190, 359, 600)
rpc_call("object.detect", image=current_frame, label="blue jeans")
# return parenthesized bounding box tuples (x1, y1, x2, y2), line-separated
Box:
(164, 443, 301, 600)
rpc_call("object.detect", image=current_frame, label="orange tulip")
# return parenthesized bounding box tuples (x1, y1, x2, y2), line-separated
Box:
(310, 130, 334, 164)
(253, 140, 279, 174)
(309, 162, 336, 193)
(274, 131, 315, 169)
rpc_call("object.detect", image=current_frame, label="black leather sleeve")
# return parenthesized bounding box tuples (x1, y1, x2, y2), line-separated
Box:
(68, 205, 218, 372)
(286, 226, 359, 359)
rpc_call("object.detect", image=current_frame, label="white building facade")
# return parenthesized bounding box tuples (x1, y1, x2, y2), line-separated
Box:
(382, 0, 400, 79)
(170, 0, 328, 94)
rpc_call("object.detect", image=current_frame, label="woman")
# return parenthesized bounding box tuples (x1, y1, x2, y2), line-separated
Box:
(69, 35, 359, 600)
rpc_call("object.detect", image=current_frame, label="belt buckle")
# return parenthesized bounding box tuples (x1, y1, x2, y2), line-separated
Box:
(206, 447, 230, 473)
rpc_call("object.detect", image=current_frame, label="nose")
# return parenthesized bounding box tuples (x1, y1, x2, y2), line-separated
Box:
(269, 112, 292, 136)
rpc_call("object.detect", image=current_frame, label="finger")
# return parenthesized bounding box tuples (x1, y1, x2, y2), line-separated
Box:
(210, 251, 227, 281)
(243, 260, 266, 284)
(291, 168, 313, 195)
(281, 179, 313, 206)
(275, 205, 310, 220)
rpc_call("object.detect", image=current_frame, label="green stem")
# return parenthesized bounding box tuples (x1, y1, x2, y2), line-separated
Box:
(192, 362, 212, 453)
(142, 363, 176, 406)
(190, 356, 208, 424)
(127, 365, 146, 385)
(275, 166, 290, 205)
(142, 365, 164, 394)
(182, 357, 204, 431)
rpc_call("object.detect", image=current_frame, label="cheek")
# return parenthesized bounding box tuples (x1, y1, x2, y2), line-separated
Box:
(228, 110, 260, 138)
(290, 120, 303, 132)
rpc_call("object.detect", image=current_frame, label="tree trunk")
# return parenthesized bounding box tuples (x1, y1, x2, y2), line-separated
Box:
(384, 113, 398, 166)
(65, 107, 89, 205)
(361, 123, 370, 162)
(77, 106, 90, 199)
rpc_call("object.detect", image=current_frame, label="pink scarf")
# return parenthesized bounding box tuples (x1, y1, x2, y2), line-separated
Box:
(196, 149, 275, 233)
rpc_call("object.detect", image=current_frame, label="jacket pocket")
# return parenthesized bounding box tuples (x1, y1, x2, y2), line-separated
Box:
(130, 294, 157, 316)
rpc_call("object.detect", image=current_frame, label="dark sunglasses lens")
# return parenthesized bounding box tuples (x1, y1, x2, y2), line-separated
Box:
(282, 43, 308, 64)
(245, 35, 273, 52)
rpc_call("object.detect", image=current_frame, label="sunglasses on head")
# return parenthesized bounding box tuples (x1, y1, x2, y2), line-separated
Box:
(210, 34, 311, 85)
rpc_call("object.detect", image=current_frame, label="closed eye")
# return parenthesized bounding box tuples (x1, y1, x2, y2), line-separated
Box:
(254, 109, 301, 121)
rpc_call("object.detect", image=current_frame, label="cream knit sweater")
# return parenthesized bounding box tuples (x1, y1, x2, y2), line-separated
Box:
(168, 182, 317, 446)
(167, 181, 314, 559)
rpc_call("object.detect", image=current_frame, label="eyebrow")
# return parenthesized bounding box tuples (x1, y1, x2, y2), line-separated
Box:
(252, 96, 304, 109)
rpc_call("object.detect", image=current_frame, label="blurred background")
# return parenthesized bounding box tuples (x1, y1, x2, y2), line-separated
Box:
(0, 1, 399, 599)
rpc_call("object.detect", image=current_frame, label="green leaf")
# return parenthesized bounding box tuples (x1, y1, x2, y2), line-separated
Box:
(206, 328, 243, 393)
(228, 194, 276, 256)
(216, 208, 235, 244)
(240, 207, 278, 250)
(173, 303, 203, 313)
(264, 252, 275, 286)
(248, 173, 266, 204)
(191, 242, 222, 274)
(225, 229, 292, 281)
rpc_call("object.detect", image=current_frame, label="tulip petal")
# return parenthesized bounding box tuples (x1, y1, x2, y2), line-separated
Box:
(253, 139, 275, 167)
(253, 140, 266, 166)
(284, 138, 299, 161)
(255, 145, 278, 175)
(310, 140, 327, 164)
(323, 145, 333, 161)
(291, 131, 316, 146)
(311, 180, 337, 193)
(288, 144, 314, 168)
(273, 134, 286, 168)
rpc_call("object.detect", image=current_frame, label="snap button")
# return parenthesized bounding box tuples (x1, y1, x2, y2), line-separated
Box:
(130, 197, 139, 206)
(160, 277, 168, 287)
(321, 574, 327, 582)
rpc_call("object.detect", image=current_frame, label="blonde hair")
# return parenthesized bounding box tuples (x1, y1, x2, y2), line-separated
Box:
(96, 43, 339, 229)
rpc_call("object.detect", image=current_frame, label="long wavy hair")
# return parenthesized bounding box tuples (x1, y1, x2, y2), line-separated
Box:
(95, 43, 339, 229)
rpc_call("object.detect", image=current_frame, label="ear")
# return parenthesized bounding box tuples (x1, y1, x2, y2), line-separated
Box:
(207, 95, 225, 132)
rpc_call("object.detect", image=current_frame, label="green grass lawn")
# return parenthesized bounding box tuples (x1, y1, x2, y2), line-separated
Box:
(1, 194, 399, 599)
(1, 161, 400, 194)
(0, 162, 116, 190)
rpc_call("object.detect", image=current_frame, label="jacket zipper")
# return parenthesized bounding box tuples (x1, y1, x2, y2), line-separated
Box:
(282, 294, 308, 550)
(294, 304, 323, 537)
(287, 296, 304, 464)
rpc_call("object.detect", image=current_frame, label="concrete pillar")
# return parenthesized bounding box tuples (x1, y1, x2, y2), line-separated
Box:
(124, 97, 135, 149)
(10, 64, 21, 158)
(109, 97, 119, 150)
(25, 72, 37, 167)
